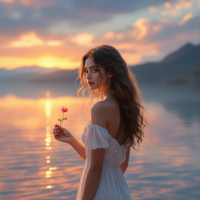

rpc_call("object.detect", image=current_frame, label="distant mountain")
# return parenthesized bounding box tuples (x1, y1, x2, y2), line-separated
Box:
(0, 66, 63, 81)
(129, 42, 200, 83)
(31, 69, 79, 83)
(0, 66, 80, 83)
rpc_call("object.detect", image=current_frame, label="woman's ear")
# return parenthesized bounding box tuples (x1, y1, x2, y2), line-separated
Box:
(108, 71, 113, 78)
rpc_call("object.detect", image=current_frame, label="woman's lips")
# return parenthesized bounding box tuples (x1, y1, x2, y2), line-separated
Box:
(88, 82, 94, 86)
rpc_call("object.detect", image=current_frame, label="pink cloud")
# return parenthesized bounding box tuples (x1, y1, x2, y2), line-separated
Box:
(164, 2, 173, 8)
(161, 0, 196, 17)
(148, 6, 157, 13)
(179, 13, 195, 24)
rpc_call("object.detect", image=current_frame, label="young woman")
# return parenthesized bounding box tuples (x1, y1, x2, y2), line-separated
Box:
(53, 45, 146, 200)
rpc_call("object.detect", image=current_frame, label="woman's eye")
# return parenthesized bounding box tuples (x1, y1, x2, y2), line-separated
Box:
(84, 69, 98, 74)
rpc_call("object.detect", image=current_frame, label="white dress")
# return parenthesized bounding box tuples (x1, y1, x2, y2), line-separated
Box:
(76, 120, 132, 200)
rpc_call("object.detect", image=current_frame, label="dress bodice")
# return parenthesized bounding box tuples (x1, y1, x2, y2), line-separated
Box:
(81, 121, 130, 167)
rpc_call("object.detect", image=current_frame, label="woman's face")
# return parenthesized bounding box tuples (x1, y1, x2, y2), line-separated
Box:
(84, 57, 110, 91)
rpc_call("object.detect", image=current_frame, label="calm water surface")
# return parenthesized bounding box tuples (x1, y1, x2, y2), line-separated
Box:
(0, 82, 199, 200)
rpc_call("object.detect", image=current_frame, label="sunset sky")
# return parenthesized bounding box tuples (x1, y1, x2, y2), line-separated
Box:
(0, 0, 200, 70)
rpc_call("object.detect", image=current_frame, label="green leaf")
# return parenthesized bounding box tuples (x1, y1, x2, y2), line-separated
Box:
(57, 119, 61, 121)
(63, 118, 67, 120)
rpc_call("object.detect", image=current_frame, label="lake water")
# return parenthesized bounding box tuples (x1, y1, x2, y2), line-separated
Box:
(0, 82, 200, 200)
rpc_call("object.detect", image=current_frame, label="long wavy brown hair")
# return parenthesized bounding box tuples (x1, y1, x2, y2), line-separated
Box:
(76, 45, 147, 150)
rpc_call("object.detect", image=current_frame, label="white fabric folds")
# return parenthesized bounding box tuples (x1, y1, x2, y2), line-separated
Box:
(85, 124, 109, 149)
(76, 121, 132, 200)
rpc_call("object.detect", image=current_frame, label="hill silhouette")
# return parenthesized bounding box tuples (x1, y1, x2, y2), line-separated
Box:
(129, 42, 200, 83)
(0, 66, 62, 82)
(31, 69, 79, 83)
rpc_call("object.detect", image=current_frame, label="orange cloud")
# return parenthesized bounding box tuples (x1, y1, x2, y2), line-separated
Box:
(179, 13, 195, 25)
(117, 51, 142, 66)
(98, 18, 164, 65)
(133, 18, 148, 40)
(45, 40, 62, 46)
(20, 0, 35, 5)
(174, 0, 194, 9)
(164, 2, 172, 8)
(179, 0, 193, 8)
(148, 6, 157, 13)
(102, 19, 150, 41)
(0, 0, 13, 3)
(174, 4, 182, 10)
(103, 31, 115, 39)
(98, 30, 160, 65)
(19, 0, 56, 9)
(9, 32, 43, 48)
(162, 0, 195, 17)
(70, 33, 94, 47)
(161, 9, 181, 16)
(8, 32, 62, 48)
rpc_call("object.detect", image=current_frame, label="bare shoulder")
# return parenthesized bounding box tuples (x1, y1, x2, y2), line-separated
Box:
(90, 101, 109, 128)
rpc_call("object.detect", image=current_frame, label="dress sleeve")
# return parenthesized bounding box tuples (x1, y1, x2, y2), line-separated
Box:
(85, 124, 110, 149)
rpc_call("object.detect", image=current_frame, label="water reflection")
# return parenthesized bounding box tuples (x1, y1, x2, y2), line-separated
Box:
(45, 91, 54, 189)
(125, 100, 200, 200)
(0, 83, 199, 199)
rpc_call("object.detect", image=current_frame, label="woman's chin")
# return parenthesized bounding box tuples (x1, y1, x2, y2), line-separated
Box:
(88, 85, 96, 90)
(88, 84, 105, 91)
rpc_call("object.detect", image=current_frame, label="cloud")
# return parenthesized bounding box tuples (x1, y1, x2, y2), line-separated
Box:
(0, 0, 199, 69)
(7, 32, 62, 48)
(164, 2, 173, 8)
(161, 9, 181, 16)
(179, 0, 193, 8)
(1, 13, 199, 69)
(95, 15, 200, 65)
(161, 0, 196, 17)
(9, 32, 43, 47)
(164, 0, 194, 9)
(148, 6, 157, 13)
(70, 33, 94, 47)
(132, 19, 149, 40)
(0, 0, 13, 3)
(0, 0, 179, 32)
(179, 13, 195, 24)
(45, 40, 62, 47)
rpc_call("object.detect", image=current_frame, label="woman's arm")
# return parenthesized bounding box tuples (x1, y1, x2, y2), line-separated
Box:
(81, 148, 104, 200)
(119, 147, 130, 174)
(81, 102, 106, 200)
(69, 134, 86, 161)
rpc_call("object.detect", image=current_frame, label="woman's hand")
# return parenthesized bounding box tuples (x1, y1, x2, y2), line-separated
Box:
(53, 124, 72, 144)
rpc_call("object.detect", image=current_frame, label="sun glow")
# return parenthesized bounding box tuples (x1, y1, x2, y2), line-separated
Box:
(0, 56, 80, 70)
(0, 0, 13, 3)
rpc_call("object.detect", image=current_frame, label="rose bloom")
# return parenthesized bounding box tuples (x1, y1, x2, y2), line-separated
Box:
(61, 107, 68, 113)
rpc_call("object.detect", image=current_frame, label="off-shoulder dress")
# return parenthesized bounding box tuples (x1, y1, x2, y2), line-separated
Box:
(76, 120, 132, 200)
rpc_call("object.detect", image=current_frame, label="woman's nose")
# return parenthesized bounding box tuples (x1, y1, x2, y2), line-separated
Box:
(86, 72, 91, 79)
